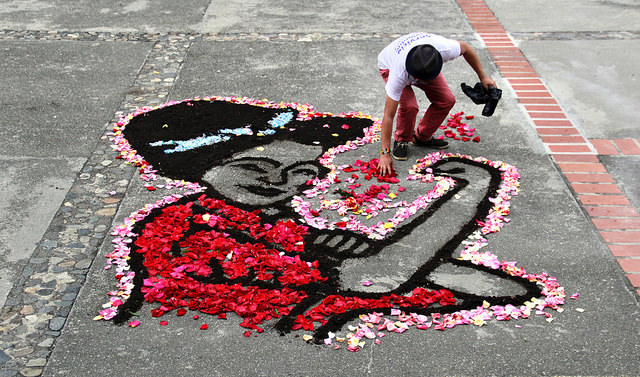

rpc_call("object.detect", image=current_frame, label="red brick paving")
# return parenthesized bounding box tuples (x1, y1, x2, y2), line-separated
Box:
(589, 139, 640, 155)
(590, 139, 619, 155)
(613, 139, 640, 155)
(558, 162, 607, 172)
(536, 128, 581, 136)
(516, 90, 554, 97)
(572, 183, 623, 194)
(600, 231, 640, 243)
(553, 154, 600, 163)
(524, 105, 563, 112)
(609, 245, 640, 257)
(512, 85, 548, 91)
(593, 218, 640, 229)
(507, 78, 543, 84)
(533, 119, 574, 127)
(579, 195, 631, 206)
(618, 259, 640, 272)
(528, 112, 567, 119)
(586, 206, 639, 217)
(565, 173, 615, 183)
(497, 62, 532, 68)
(517, 98, 558, 105)
(626, 274, 640, 287)
(542, 135, 588, 144)
(548, 144, 591, 153)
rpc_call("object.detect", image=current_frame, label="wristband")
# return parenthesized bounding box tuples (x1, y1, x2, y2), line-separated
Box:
(380, 148, 390, 155)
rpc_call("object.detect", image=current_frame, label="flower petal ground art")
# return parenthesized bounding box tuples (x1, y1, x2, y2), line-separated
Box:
(97, 96, 569, 351)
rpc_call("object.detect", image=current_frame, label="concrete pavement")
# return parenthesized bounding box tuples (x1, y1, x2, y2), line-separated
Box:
(0, 0, 638, 376)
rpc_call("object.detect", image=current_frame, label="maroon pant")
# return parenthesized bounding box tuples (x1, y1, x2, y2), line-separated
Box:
(380, 69, 456, 142)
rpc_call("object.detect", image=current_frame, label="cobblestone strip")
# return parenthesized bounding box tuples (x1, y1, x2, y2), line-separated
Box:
(0, 29, 475, 43)
(455, 0, 640, 299)
(4, 29, 637, 43)
(0, 33, 193, 377)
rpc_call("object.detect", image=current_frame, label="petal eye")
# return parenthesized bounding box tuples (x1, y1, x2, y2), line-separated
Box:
(235, 163, 267, 173)
(290, 168, 317, 177)
(287, 162, 319, 179)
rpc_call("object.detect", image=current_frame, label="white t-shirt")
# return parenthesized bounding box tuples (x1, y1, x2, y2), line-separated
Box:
(378, 32, 462, 101)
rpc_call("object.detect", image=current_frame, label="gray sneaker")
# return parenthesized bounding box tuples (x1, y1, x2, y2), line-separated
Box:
(392, 140, 408, 160)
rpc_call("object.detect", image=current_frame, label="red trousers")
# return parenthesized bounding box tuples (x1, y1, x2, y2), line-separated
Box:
(380, 69, 455, 142)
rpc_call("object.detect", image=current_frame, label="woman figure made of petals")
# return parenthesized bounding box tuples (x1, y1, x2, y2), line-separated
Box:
(112, 98, 539, 341)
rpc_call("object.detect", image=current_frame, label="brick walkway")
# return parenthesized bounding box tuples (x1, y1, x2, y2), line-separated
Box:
(456, 0, 640, 296)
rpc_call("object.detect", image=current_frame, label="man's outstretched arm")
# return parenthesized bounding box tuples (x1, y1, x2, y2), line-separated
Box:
(378, 95, 398, 176)
(459, 41, 497, 90)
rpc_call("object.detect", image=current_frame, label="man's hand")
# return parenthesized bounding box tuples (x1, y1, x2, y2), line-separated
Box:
(481, 76, 497, 90)
(378, 153, 394, 177)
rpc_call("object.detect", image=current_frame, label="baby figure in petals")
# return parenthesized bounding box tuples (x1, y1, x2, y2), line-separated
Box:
(105, 97, 544, 343)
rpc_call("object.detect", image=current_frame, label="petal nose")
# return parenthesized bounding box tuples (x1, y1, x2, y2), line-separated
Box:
(258, 168, 287, 186)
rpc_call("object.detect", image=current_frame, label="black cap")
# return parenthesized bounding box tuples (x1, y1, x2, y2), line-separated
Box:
(405, 44, 443, 81)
